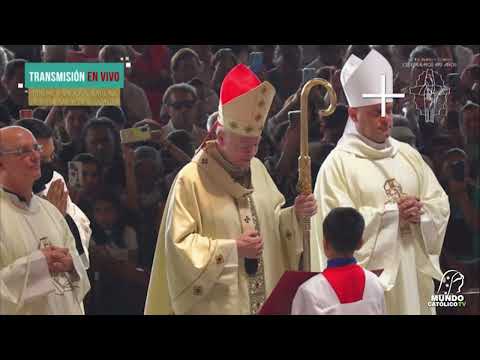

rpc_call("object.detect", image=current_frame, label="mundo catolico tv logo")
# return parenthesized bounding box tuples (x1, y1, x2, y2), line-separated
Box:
(428, 270, 466, 308)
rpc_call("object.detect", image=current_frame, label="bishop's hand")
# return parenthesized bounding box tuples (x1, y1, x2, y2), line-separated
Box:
(236, 230, 263, 259)
(294, 194, 318, 221)
(398, 195, 424, 224)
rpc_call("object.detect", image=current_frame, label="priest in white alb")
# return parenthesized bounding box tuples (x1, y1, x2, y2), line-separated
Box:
(15, 118, 92, 271)
(0, 126, 90, 315)
(145, 64, 317, 315)
(310, 49, 450, 315)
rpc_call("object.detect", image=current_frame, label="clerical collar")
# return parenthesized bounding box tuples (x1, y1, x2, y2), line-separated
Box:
(340, 116, 392, 151)
(354, 131, 391, 150)
(327, 257, 357, 268)
(1, 187, 29, 203)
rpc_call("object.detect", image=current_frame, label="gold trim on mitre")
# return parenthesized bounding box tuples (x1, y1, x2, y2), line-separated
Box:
(218, 81, 276, 138)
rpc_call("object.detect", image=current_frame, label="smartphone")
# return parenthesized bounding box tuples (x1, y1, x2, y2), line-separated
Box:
(120, 125, 151, 144)
(68, 161, 83, 189)
(248, 52, 264, 74)
(302, 67, 316, 84)
(450, 160, 465, 182)
(19, 109, 33, 119)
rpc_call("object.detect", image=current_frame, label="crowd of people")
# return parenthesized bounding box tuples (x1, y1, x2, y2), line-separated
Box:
(0, 44, 478, 314)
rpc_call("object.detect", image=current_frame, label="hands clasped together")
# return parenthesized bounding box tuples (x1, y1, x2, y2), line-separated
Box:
(398, 195, 424, 224)
(236, 194, 318, 259)
(41, 246, 74, 274)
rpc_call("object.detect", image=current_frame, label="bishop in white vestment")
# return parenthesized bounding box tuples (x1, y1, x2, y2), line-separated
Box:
(145, 65, 317, 315)
(311, 50, 450, 315)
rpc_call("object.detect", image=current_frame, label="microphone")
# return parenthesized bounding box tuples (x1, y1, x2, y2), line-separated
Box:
(245, 258, 258, 276)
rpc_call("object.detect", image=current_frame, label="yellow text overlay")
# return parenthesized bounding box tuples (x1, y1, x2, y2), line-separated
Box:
(28, 88, 120, 106)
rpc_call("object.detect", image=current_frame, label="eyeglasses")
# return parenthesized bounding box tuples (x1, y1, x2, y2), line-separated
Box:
(0, 143, 44, 157)
(168, 100, 196, 110)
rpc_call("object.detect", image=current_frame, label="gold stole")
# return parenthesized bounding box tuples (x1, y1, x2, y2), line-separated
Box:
(236, 194, 266, 314)
(195, 141, 266, 314)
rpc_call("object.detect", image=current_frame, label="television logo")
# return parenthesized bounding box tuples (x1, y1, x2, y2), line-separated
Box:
(428, 270, 466, 308)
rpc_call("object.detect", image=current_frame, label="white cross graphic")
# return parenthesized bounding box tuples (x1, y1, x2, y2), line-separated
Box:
(362, 74, 405, 117)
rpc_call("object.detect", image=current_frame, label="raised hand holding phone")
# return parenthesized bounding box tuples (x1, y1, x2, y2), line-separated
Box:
(249, 52, 264, 74)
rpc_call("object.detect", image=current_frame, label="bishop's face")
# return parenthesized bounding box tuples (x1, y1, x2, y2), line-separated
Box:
(350, 102, 394, 143)
(218, 130, 260, 170)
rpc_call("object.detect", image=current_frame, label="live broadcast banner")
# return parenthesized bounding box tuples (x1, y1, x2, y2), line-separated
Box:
(25, 63, 125, 106)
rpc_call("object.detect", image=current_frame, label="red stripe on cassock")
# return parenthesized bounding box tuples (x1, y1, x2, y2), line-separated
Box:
(322, 265, 366, 304)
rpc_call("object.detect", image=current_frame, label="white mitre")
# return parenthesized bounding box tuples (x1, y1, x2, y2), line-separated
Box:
(338, 49, 397, 143)
(341, 49, 394, 108)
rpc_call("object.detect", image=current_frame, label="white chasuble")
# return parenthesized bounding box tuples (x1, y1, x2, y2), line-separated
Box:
(0, 190, 90, 315)
(145, 141, 302, 315)
(311, 135, 450, 315)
